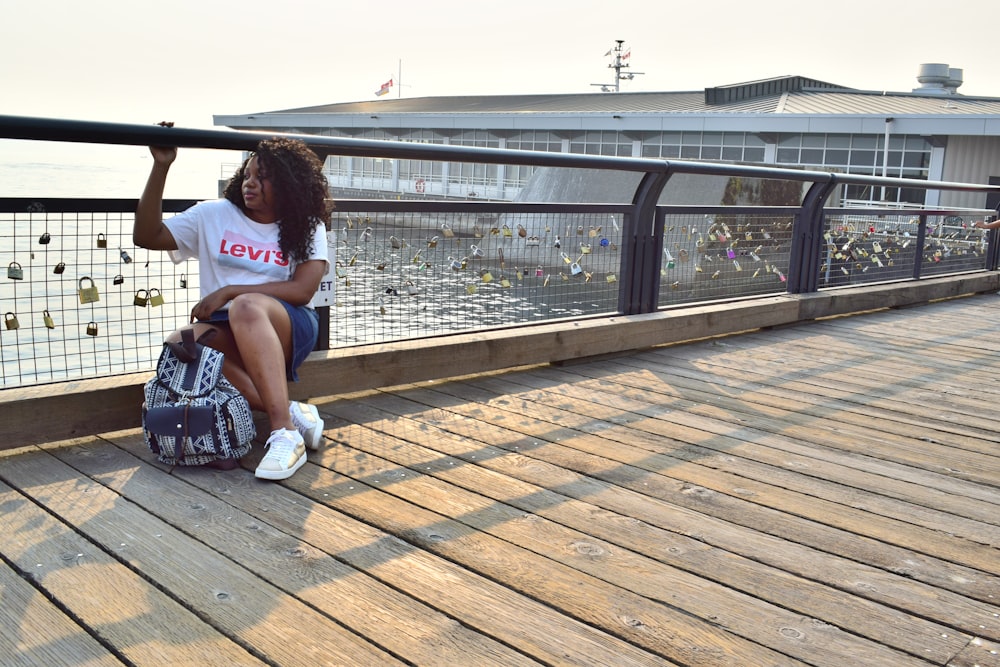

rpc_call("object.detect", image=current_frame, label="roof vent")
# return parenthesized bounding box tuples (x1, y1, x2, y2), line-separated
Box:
(914, 63, 962, 95)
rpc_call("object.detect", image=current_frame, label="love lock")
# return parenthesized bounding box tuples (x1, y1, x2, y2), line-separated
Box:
(4, 312, 20, 330)
(78, 277, 100, 304)
(7, 262, 23, 280)
(133, 289, 150, 307)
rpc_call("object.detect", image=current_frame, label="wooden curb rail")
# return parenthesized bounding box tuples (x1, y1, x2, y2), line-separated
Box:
(3, 273, 997, 448)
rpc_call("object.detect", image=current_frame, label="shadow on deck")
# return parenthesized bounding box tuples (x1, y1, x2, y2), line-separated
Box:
(3, 294, 1000, 666)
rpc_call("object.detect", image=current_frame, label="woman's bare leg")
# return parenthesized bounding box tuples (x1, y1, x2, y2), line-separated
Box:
(223, 293, 295, 432)
(167, 293, 294, 432)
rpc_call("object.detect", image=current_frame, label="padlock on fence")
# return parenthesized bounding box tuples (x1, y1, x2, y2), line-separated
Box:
(96, 233, 107, 248)
(7, 261, 23, 280)
(86, 321, 98, 336)
(133, 289, 149, 307)
(4, 312, 20, 330)
(38, 232, 51, 245)
(42, 310, 55, 329)
(113, 274, 125, 285)
(78, 277, 100, 304)
(54, 262, 66, 275)
(148, 288, 164, 307)
(179, 274, 187, 288)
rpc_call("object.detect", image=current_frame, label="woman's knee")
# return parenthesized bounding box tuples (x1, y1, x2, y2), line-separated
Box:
(227, 293, 273, 322)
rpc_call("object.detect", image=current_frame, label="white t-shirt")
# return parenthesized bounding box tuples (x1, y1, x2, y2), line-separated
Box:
(164, 199, 329, 307)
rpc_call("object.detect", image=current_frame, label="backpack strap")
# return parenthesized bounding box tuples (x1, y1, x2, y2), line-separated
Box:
(165, 326, 219, 364)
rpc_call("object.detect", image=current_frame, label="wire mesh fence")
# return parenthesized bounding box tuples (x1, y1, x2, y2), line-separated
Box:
(0, 205, 194, 386)
(658, 213, 795, 307)
(330, 208, 623, 345)
(819, 211, 988, 287)
(1, 199, 995, 389)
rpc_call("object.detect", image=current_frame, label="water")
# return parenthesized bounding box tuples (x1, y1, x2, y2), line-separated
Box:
(0, 140, 236, 200)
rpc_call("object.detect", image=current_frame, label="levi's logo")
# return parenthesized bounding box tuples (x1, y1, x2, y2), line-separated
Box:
(218, 233, 288, 267)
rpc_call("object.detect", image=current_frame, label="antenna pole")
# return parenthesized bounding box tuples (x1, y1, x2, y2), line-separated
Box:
(591, 40, 643, 93)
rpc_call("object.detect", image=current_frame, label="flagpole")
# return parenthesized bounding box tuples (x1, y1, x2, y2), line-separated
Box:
(398, 59, 402, 99)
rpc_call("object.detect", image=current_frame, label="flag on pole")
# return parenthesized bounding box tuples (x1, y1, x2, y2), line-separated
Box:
(375, 79, 394, 96)
(622, 49, 631, 60)
(604, 49, 612, 56)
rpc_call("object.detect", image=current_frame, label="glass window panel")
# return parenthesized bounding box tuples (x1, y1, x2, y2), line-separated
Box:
(744, 147, 765, 162)
(680, 146, 700, 158)
(850, 150, 877, 166)
(701, 146, 722, 160)
(825, 149, 849, 164)
(722, 147, 744, 160)
(801, 135, 825, 148)
(905, 136, 930, 150)
(852, 136, 877, 149)
(800, 149, 824, 164)
(827, 135, 851, 148)
(702, 133, 723, 145)
(778, 134, 802, 147)
(776, 148, 799, 163)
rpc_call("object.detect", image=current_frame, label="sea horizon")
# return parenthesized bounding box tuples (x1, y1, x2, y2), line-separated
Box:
(1, 140, 238, 201)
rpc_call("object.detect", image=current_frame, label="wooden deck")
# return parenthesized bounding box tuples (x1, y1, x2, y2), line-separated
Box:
(2, 294, 1000, 666)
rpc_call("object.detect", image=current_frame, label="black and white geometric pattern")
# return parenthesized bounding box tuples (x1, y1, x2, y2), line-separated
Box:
(142, 340, 255, 466)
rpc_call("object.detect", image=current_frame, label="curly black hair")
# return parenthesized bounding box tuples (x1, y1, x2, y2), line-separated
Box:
(222, 137, 331, 265)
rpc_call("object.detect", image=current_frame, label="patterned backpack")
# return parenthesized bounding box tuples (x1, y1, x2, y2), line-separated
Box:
(142, 327, 255, 467)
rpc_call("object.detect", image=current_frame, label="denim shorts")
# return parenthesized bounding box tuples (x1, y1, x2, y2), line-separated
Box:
(204, 300, 319, 382)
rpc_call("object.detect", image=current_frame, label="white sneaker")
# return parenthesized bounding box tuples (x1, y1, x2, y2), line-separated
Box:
(290, 401, 324, 451)
(255, 428, 306, 480)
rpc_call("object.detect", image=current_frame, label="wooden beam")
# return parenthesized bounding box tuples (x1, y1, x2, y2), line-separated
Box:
(3, 273, 997, 448)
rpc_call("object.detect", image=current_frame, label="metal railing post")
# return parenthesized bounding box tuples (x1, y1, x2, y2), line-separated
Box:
(620, 168, 671, 314)
(790, 177, 837, 294)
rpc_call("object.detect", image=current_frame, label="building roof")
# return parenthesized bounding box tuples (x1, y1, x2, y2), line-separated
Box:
(261, 75, 1000, 117)
(215, 75, 1000, 138)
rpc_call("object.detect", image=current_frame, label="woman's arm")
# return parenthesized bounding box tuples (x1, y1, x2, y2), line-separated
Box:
(190, 259, 328, 321)
(134, 146, 180, 250)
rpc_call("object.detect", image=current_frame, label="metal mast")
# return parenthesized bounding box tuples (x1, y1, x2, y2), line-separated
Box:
(591, 40, 644, 93)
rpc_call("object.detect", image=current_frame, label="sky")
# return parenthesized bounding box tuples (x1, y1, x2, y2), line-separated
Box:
(2, 0, 998, 198)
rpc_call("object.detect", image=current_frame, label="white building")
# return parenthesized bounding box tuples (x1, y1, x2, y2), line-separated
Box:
(215, 63, 1000, 210)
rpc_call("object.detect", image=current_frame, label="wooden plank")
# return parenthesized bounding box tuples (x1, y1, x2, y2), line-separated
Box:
(516, 363, 1000, 543)
(321, 394, 977, 664)
(260, 442, 809, 666)
(404, 377, 1000, 609)
(0, 559, 124, 667)
(100, 432, 674, 667)
(601, 345, 1000, 503)
(0, 474, 265, 666)
(48, 434, 545, 667)
(446, 372, 1000, 574)
(0, 447, 401, 666)
(546, 359, 1000, 527)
